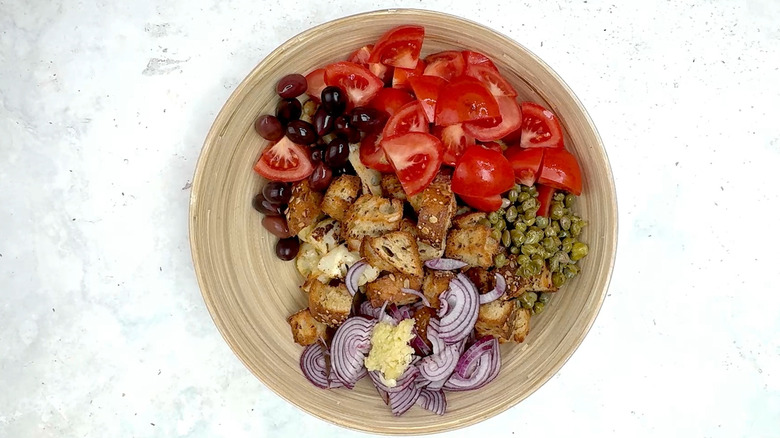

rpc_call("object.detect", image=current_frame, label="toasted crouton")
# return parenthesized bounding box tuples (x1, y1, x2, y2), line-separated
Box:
(417, 174, 456, 248)
(413, 306, 436, 347)
(475, 299, 515, 343)
(360, 231, 423, 277)
(452, 211, 487, 229)
(444, 225, 499, 268)
(287, 308, 329, 346)
(365, 273, 423, 308)
(509, 301, 532, 343)
(495, 255, 558, 299)
(399, 218, 445, 262)
(321, 175, 362, 221)
(286, 179, 323, 235)
(422, 269, 454, 308)
(308, 280, 353, 327)
(342, 195, 403, 251)
(464, 267, 496, 294)
(381, 173, 424, 211)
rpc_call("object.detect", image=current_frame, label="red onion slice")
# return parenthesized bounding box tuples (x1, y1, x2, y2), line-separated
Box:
(437, 274, 480, 344)
(330, 316, 375, 388)
(389, 384, 422, 416)
(410, 329, 432, 357)
(299, 342, 329, 389)
(479, 273, 507, 304)
(368, 365, 419, 394)
(426, 319, 445, 355)
(401, 288, 431, 307)
(416, 389, 447, 415)
(444, 336, 501, 391)
(345, 260, 368, 296)
(358, 300, 379, 318)
(418, 342, 460, 382)
(424, 257, 468, 271)
(387, 303, 414, 323)
(376, 385, 389, 405)
(455, 336, 495, 378)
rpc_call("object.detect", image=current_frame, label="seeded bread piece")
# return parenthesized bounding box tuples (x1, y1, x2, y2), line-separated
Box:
(452, 211, 487, 229)
(475, 299, 515, 343)
(286, 179, 323, 235)
(421, 269, 454, 309)
(365, 273, 423, 308)
(342, 194, 403, 251)
(444, 225, 499, 269)
(416, 174, 457, 248)
(399, 218, 446, 262)
(287, 308, 329, 346)
(360, 231, 423, 277)
(494, 255, 558, 300)
(321, 175, 362, 221)
(308, 280, 352, 327)
(381, 173, 423, 212)
(509, 301, 532, 343)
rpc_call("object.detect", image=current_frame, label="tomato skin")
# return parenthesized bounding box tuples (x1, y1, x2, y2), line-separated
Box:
(392, 60, 425, 91)
(535, 184, 556, 217)
(423, 51, 466, 82)
(368, 88, 414, 117)
(458, 193, 503, 212)
(504, 146, 544, 186)
(462, 95, 522, 142)
(253, 136, 315, 182)
(324, 61, 385, 107)
(433, 123, 475, 166)
(434, 76, 501, 126)
(451, 145, 515, 197)
(381, 132, 444, 196)
(465, 64, 517, 98)
(510, 101, 565, 149)
(359, 131, 394, 173)
(538, 148, 582, 195)
(462, 50, 498, 72)
(408, 75, 447, 124)
(481, 141, 504, 153)
(368, 25, 425, 69)
(305, 68, 327, 101)
(381, 101, 428, 139)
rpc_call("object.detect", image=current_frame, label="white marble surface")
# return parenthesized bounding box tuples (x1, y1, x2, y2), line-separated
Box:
(1, 0, 779, 436)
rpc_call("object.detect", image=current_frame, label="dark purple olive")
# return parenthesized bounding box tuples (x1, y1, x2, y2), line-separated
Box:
(333, 115, 349, 131)
(313, 107, 334, 136)
(285, 120, 317, 144)
(324, 137, 350, 168)
(333, 161, 356, 177)
(308, 162, 333, 192)
(350, 107, 389, 133)
(276, 98, 302, 124)
(254, 115, 284, 141)
(262, 181, 292, 205)
(252, 194, 284, 216)
(276, 74, 307, 99)
(276, 237, 300, 261)
(309, 146, 325, 164)
(321, 86, 347, 116)
(262, 216, 291, 238)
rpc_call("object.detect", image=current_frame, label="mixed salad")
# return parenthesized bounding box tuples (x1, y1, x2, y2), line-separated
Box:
(250, 25, 588, 416)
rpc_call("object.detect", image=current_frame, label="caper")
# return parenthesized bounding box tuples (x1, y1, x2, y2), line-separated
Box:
(523, 213, 536, 224)
(491, 228, 502, 241)
(561, 238, 575, 253)
(478, 218, 492, 228)
(550, 221, 561, 234)
(563, 264, 580, 279)
(552, 272, 566, 287)
(497, 208, 506, 217)
(549, 203, 564, 220)
(542, 236, 557, 251)
(545, 225, 557, 237)
(564, 194, 576, 208)
(558, 229, 570, 239)
(494, 253, 507, 268)
(532, 258, 544, 272)
(525, 228, 543, 244)
(519, 292, 536, 308)
(528, 186, 538, 196)
(550, 258, 560, 272)
(571, 221, 582, 237)
(571, 242, 589, 261)
(560, 215, 571, 231)
(521, 243, 541, 255)
(532, 302, 545, 315)
(505, 206, 518, 223)
(520, 184, 531, 193)
(488, 211, 500, 224)
(518, 191, 531, 202)
(508, 189, 519, 203)
(514, 221, 527, 233)
(501, 229, 511, 247)
(520, 198, 536, 212)
(535, 216, 549, 229)
(494, 219, 506, 232)
(553, 192, 565, 202)
(539, 293, 551, 304)
(510, 246, 521, 255)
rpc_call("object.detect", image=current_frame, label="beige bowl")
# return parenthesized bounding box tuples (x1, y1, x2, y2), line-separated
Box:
(190, 9, 617, 435)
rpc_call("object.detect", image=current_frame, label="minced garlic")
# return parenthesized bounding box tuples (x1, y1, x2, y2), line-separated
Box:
(364, 319, 415, 387)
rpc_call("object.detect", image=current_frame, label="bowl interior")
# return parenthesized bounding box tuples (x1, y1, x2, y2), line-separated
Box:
(190, 9, 617, 435)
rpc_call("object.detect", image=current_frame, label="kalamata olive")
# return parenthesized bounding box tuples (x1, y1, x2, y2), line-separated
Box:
(313, 107, 334, 136)
(321, 86, 347, 115)
(276, 237, 300, 261)
(252, 194, 284, 216)
(262, 181, 292, 204)
(276, 74, 307, 99)
(285, 120, 317, 144)
(276, 98, 302, 124)
(254, 115, 284, 141)
(309, 146, 325, 164)
(324, 137, 350, 168)
(333, 161, 356, 177)
(333, 115, 349, 132)
(308, 162, 333, 192)
(262, 216, 291, 238)
(349, 107, 388, 133)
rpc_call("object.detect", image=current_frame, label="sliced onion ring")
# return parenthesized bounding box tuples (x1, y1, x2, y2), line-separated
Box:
(479, 273, 507, 304)
(437, 274, 480, 344)
(369, 365, 419, 394)
(299, 342, 329, 389)
(389, 384, 422, 416)
(444, 336, 501, 392)
(330, 316, 375, 389)
(345, 260, 368, 296)
(418, 342, 460, 382)
(424, 257, 468, 271)
(401, 288, 431, 307)
(416, 389, 447, 415)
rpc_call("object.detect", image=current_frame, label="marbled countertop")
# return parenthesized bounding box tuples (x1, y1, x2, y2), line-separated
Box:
(2, 0, 779, 437)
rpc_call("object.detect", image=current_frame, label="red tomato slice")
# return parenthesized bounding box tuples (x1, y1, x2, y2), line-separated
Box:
(451, 144, 515, 197)
(465, 64, 517, 97)
(324, 61, 384, 107)
(434, 76, 501, 127)
(481, 141, 504, 153)
(462, 50, 498, 72)
(408, 75, 447, 124)
(381, 132, 444, 196)
(368, 25, 424, 69)
(253, 136, 315, 182)
(433, 123, 475, 166)
(305, 68, 327, 101)
(423, 51, 466, 82)
(368, 88, 414, 117)
(348, 44, 373, 65)
(504, 146, 544, 186)
(515, 102, 565, 149)
(535, 184, 556, 217)
(392, 60, 425, 91)
(458, 193, 503, 212)
(462, 95, 522, 142)
(382, 101, 428, 139)
(359, 131, 393, 173)
(538, 148, 582, 195)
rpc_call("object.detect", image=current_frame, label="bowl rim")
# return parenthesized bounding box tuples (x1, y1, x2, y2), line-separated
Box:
(189, 8, 618, 434)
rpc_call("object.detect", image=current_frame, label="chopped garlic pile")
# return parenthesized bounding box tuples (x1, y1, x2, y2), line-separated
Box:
(364, 319, 415, 387)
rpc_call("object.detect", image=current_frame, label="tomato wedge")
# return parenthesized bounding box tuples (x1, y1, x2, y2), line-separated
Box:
(511, 101, 565, 149)
(538, 148, 582, 195)
(433, 124, 475, 166)
(253, 136, 315, 182)
(408, 75, 447, 124)
(462, 95, 522, 141)
(465, 64, 517, 97)
(324, 61, 384, 107)
(462, 50, 498, 72)
(423, 51, 466, 82)
(535, 185, 556, 217)
(459, 193, 503, 212)
(305, 68, 327, 101)
(504, 146, 544, 186)
(451, 145, 514, 197)
(392, 60, 425, 91)
(434, 76, 501, 127)
(369, 87, 414, 117)
(382, 101, 428, 139)
(381, 132, 444, 196)
(481, 141, 504, 153)
(368, 25, 424, 69)
(359, 131, 393, 173)
(348, 45, 373, 65)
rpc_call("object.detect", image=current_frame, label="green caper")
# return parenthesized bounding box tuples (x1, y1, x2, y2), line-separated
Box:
(564, 194, 576, 208)
(563, 264, 580, 279)
(521, 243, 541, 255)
(516, 254, 531, 266)
(514, 221, 527, 233)
(508, 189, 519, 203)
(488, 211, 500, 224)
(550, 203, 565, 220)
(545, 225, 557, 237)
(501, 229, 511, 247)
(519, 184, 531, 193)
(518, 191, 531, 202)
(519, 292, 535, 308)
(539, 293, 551, 304)
(505, 206, 518, 223)
(491, 228, 502, 241)
(494, 219, 506, 232)
(561, 237, 575, 253)
(497, 208, 507, 217)
(526, 228, 544, 244)
(532, 258, 544, 272)
(553, 192, 565, 202)
(550, 258, 560, 272)
(478, 218, 492, 228)
(494, 253, 507, 268)
(522, 266, 535, 278)
(523, 210, 536, 223)
(552, 272, 566, 287)
(542, 236, 557, 251)
(532, 301, 545, 315)
(521, 198, 537, 212)
(560, 215, 571, 231)
(571, 242, 589, 261)
(510, 230, 524, 246)
(510, 246, 521, 255)
(528, 185, 538, 196)
(535, 216, 549, 229)
(550, 221, 561, 234)
(558, 229, 570, 239)
(571, 221, 582, 237)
